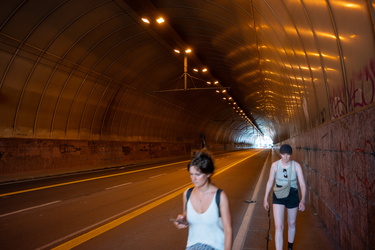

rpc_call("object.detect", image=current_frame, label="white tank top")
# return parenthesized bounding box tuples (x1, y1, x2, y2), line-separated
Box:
(186, 194, 224, 250)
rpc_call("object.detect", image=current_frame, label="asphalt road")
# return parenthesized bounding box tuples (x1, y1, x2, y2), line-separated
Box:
(0, 149, 270, 249)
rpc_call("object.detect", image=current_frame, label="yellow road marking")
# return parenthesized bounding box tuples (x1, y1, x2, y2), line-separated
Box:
(51, 185, 192, 250)
(0, 161, 187, 197)
(52, 151, 261, 249)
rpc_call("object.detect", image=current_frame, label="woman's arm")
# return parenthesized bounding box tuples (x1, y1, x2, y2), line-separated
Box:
(295, 162, 306, 211)
(220, 190, 232, 250)
(263, 161, 277, 211)
(174, 189, 188, 229)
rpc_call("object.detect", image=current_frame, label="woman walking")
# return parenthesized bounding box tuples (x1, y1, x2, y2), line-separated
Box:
(173, 149, 232, 250)
(263, 144, 306, 250)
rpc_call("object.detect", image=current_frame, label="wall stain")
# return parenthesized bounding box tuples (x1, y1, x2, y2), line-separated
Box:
(59, 144, 81, 154)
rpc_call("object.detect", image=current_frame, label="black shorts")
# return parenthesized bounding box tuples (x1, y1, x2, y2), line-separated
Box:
(273, 187, 299, 209)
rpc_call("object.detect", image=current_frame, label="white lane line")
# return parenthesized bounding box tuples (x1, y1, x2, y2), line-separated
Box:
(149, 173, 166, 179)
(105, 182, 132, 190)
(232, 151, 270, 250)
(0, 200, 62, 218)
(0, 160, 190, 197)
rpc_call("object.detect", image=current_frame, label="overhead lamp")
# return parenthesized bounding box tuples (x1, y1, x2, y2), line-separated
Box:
(173, 48, 193, 90)
(148, 47, 232, 97)
(156, 17, 165, 23)
(142, 18, 150, 23)
(174, 48, 192, 54)
(142, 17, 165, 24)
(193, 67, 208, 73)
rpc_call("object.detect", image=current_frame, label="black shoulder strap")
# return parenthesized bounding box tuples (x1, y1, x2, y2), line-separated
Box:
(216, 189, 222, 217)
(185, 187, 194, 210)
(186, 187, 193, 200)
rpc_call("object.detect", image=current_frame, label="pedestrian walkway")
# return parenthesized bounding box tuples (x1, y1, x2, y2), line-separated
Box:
(239, 149, 340, 250)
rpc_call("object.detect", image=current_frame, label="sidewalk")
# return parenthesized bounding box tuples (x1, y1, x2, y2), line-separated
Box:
(240, 149, 340, 250)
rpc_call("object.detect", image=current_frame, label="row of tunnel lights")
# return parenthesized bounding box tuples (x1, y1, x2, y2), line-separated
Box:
(142, 16, 256, 128)
(174, 48, 253, 125)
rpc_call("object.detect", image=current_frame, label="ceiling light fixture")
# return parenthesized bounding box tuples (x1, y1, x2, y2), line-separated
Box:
(156, 17, 165, 23)
(142, 17, 165, 24)
(142, 18, 150, 23)
(148, 48, 228, 93)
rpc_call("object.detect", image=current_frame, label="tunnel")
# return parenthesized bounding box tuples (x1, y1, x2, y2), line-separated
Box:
(0, 1, 374, 249)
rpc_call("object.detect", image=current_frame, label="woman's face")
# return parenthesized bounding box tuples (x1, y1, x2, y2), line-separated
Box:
(189, 166, 210, 187)
(281, 153, 291, 164)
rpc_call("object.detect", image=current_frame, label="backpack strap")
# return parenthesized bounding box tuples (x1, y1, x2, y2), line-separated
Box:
(186, 187, 194, 200)
(216, 189, 222, 217)
(185, 187, 194, 211)
(186, 187, 222, 217)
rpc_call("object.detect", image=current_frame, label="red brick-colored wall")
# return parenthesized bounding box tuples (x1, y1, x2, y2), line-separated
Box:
(0, 139, 194, 180)
(0, 137, 247, 182)
(283, 104, 375, 249)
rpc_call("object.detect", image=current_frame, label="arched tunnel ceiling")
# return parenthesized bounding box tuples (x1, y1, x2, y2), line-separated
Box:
(0, 0, 374, 145)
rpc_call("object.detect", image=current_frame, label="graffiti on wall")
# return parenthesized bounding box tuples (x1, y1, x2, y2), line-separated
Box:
(338, 139, 375, 188)
(59, 144, 81, 154)
(331, 58, 375, 118)
(352, 140, 375, 192)
(350, 58, 375, 109)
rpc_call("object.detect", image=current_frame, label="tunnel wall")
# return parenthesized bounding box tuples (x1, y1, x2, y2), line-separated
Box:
(0, 139, 196, 181)
(284, 104, 374, 249)
(0, 136, 248, 182)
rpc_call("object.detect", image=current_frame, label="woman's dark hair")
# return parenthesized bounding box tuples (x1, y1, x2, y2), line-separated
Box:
(187, 149, 215, 174)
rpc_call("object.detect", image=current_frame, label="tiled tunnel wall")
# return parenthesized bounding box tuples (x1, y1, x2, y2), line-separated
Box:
(285, 104, 374, 249)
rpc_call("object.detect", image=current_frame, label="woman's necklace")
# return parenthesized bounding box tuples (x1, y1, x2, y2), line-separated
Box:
(198, 188, 209, 201)
(197, 187, 211, 213)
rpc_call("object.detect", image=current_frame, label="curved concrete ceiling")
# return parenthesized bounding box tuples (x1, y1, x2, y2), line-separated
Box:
(0, 0, 374, 145)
